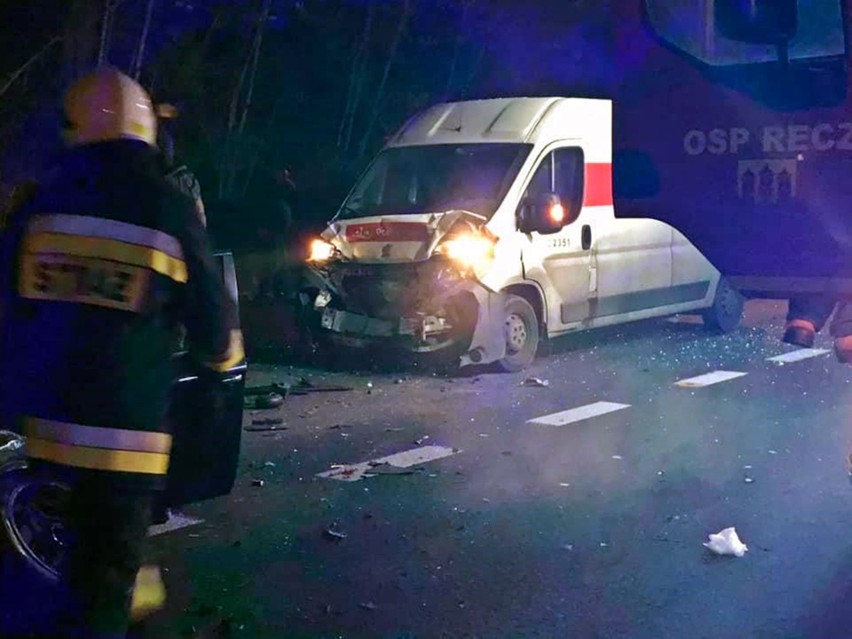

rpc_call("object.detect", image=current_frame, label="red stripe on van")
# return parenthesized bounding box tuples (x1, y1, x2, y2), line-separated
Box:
(584, 163, 613, 207)
(344, 221, 431, 242)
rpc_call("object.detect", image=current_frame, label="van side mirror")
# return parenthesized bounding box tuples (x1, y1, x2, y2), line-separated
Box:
(715, 0, 797, 44)
(519, 192, 570, 235)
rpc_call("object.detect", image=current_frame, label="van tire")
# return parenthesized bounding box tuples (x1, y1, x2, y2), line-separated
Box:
(702, 278, 744, 334)
(497, 295, 540, 372)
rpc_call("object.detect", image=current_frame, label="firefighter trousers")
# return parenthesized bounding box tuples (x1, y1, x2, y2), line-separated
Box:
(56, 475, 156, 638)
(787, 295, 852, 338)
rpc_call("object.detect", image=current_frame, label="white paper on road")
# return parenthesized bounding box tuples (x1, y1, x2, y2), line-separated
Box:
(147, 513, 204, 537)
(703, 527, 748, 557)
(527, 401, 631, 427)
(675, 371, 747, 388)
(767, 348, 831, 364)
(317, 445, 461, 482)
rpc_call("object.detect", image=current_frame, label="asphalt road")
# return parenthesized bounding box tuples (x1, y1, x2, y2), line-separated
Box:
(144, 301, 852, 639)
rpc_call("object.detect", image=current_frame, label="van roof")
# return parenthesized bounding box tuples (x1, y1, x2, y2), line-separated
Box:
(386, 97, 612, 148)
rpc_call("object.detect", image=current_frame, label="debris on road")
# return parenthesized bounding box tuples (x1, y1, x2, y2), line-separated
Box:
(521, 377, 550, 387)
(250, 416, 284, 426)
(251, 479, 265, 487)
(254, 392, 285, 409)
(612, 455, 623, 460)
(318, 445, 461, 482)
(264, 461, 276, 468)
(247, 379, 354, 398)
(744, 476, 755, 484)
(244, 421, 285, 432)
(364, 463, 420, 476)
(768, 450, 778, 455)
(359, 602, 378, 611)
(245, 383, 288, 397)
(324, 528, 347, 541)
(415, 435, 430, 445)
(703, 527, 748, 557)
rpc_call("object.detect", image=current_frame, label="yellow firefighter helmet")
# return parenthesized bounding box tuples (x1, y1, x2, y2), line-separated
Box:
(62, 67, 157, 147)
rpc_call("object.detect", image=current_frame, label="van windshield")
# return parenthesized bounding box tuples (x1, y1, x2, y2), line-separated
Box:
(338, 143, 532, 219)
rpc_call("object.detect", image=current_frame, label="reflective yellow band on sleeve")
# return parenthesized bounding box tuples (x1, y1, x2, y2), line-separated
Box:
(26, 438, 170, 475)
(24, 233, 188, 283)
(203, 329, 245, 372)
(23, 418, 172, 454)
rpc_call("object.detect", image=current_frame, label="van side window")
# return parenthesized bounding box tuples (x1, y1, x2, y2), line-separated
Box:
(524, 154, 554, 200)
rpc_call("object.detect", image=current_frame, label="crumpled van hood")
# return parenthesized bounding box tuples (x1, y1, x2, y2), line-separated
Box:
(321, 210, 488, 263)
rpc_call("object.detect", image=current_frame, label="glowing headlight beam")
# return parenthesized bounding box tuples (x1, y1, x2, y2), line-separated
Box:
(308, 238, 337, 262)
(439, 233, 495, 271)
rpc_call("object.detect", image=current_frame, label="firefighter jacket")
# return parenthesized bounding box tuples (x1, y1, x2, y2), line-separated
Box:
(0, 141, 243, 489)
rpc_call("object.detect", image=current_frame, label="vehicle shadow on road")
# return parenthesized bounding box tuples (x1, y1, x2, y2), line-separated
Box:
(793, 551, 852, 638)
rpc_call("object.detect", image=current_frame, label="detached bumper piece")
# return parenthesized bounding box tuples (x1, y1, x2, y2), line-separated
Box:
(321, 307, 451, 341)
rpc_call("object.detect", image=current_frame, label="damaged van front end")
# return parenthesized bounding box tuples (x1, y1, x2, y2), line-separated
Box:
(303, 211, 508, 367)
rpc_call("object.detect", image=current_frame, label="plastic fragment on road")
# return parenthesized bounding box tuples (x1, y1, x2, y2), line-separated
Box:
(521, 377, 550, 387)
(317, 445, 461, 482)
(324, 528, 347, 541)
(703, 527, 748, 557)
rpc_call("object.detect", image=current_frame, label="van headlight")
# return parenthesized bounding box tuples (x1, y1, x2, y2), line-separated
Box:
(435, 232, 496, 276)
(307, 238, 338, 263)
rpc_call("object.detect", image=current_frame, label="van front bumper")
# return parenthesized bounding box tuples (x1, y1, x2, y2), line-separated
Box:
(305, 264, 508, 366)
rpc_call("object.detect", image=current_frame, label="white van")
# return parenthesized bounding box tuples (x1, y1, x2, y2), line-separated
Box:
(303, 97, 742, 371)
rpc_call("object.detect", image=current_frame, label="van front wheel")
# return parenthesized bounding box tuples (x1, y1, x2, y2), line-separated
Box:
(702, 278, 744, 334)
(497, 295, 540, 372)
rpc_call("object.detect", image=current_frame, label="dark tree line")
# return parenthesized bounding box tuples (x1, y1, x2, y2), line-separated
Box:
(0, 0, 610, 233)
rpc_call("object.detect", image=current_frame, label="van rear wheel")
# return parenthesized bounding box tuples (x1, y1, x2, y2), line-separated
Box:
(497, 295, 540, 373)
(702, 278, 744, 334)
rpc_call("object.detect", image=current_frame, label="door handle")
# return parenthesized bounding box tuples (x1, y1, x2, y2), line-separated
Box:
(582, 225, 592, 250)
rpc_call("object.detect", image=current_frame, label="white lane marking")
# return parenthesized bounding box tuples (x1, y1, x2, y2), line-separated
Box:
(767, 348, 831, 364)
(147, 513, 204, 537)
(675, 370, 748, 388)
(527, 401, 631, 426)
(317, 445, 460, 482)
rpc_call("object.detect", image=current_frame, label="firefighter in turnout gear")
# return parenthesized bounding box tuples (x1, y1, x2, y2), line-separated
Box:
(0, 68, 243, 637)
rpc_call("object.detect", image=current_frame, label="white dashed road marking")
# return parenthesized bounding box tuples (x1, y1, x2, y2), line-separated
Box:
(767, 348, 831, 365)
(317, 445, 461, 482)
(528, 401, 631, 426)
(148, 513, 204, 537)
(675, 371, 748, 388)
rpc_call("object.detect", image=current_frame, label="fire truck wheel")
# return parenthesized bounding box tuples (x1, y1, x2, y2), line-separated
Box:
(497, 294, 540, 372)
(702, 278, 744, 334)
